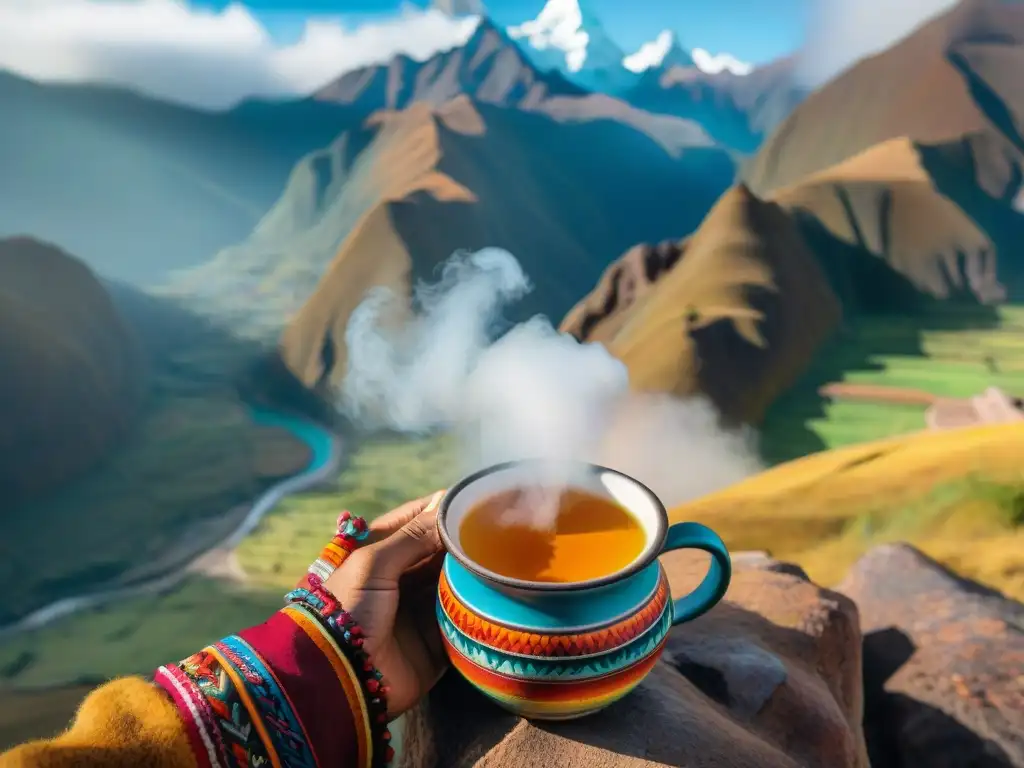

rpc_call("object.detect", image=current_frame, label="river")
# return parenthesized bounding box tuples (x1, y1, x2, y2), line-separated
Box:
(0, 408, 341, 640)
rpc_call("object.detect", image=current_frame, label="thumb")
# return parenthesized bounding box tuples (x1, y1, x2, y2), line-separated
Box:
(364, 495, 444, 582)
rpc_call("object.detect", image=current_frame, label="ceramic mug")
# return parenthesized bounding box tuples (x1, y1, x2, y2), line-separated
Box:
(435, 459, 732, 720)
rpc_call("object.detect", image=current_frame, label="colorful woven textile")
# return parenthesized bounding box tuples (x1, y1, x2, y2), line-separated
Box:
(155, 607, 375, 768)
(307, 511, 369, 583)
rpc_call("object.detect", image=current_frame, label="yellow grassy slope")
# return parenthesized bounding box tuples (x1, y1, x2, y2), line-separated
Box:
(671, 422, 1024, 599)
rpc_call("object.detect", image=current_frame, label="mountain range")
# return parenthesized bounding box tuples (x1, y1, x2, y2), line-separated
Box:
(0, 4, 799, 287)
(4, 0, 1024, 507)
(563, 0, 1024, 429)
(500, 0, 750, 92)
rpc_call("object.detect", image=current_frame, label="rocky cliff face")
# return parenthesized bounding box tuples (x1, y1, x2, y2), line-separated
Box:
(840, 543, 1024, 767)
(392, 543, 1022, 768)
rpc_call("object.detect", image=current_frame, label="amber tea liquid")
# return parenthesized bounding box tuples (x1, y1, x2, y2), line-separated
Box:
(459, 487, 647, 583)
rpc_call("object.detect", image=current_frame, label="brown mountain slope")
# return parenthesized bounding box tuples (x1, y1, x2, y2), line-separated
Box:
(173, 96, 735, 388)
(746, 0, 1024, 194)
(560, 185, 841, 424)
(0, 238, 143, 504)
(742, 0, 1024, 302)
(771, 138, 1007, 305)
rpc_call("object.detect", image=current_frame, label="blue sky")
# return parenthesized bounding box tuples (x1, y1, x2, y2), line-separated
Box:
(194, 0, 809, 65)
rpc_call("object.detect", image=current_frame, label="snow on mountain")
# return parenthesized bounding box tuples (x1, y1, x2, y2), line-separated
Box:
(506, 0, 753, 94)
(692, 48, 753, 75)
(623, 30, 694, 72)
(507, 0, 624, 74)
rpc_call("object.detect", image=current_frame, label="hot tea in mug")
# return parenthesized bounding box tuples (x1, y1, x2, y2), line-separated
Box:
(459, 487, 647, 583)
(435, 460, 733, 721)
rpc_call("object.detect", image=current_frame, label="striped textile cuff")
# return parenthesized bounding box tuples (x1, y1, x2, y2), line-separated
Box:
(155, 608, 373, 768)
(153, 663, 227, 768)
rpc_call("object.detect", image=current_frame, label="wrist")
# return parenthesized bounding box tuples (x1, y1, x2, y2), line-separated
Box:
(286, 573, 395, 766)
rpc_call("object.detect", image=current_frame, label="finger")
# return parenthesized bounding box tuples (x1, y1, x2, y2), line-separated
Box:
(369, 491, 444, 535)
(363, 502, 444, 582)
(367, 490, 445, 543)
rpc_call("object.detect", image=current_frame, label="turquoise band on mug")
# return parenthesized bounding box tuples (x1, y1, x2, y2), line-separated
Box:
(662, 521, 732, 625)
(444, 555, 663, 633)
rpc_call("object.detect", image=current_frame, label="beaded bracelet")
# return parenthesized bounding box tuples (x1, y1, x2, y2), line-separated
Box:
(285, 572, 394, 767)
(307, 510, 370, 583)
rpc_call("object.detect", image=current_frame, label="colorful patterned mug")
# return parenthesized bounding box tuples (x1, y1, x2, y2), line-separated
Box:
(435, 460, 732, 720)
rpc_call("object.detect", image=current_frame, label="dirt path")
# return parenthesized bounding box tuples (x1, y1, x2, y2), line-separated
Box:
(818, 382, 939, 406)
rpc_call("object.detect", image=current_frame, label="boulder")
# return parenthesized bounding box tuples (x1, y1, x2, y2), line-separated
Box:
(838, 543, 1024, 767)
(399, 551, 868, 767)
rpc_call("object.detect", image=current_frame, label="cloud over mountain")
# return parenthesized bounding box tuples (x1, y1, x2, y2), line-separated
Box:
(0, 0, 479, 109)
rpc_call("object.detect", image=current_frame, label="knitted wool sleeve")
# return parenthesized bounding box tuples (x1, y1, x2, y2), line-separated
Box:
(0, 676, 196, 768)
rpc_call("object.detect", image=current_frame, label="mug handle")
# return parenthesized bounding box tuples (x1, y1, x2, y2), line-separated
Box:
(661, 522, 732, 626)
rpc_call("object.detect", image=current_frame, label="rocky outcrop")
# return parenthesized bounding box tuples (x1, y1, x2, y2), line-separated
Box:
(839, 543, 1024, 767)
(399, 550, 869, 767)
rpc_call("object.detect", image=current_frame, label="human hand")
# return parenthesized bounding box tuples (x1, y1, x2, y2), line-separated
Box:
(324, 491, 448, 718)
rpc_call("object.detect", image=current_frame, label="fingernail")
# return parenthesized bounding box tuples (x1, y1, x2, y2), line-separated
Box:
(426, 490, 445, 513)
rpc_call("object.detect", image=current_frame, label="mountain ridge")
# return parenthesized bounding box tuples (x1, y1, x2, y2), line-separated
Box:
(165, 95, 735, 386)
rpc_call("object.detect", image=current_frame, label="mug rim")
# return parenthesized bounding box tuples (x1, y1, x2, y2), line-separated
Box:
(436, 459, 669, 592)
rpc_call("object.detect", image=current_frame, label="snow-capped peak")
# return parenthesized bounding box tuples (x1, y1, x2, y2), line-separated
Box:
(507, 0, 623, 74)
(692, 48, 753, 76)
(623, 30, 693, 72)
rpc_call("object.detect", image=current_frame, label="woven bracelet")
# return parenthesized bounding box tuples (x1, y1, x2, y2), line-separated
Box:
(307, 510, 370, 583)
(285, 573, 394, 767)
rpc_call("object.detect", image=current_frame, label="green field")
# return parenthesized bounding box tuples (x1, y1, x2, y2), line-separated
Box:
(762, 305, 1024, 462)
(0, 435, 459, 749)
(0, 386, 309, 626)
(0, 579, 281, 690)
(238, 433, 460, 589)
(0, 577, 283, 749)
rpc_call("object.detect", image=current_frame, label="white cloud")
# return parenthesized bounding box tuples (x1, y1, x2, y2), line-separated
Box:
(798, 0, 957, 86)
(508, 0, 589, 72)
(0, 0, 480, 109)
(692, 47, 752, 76)
(623, 30, 674, 73)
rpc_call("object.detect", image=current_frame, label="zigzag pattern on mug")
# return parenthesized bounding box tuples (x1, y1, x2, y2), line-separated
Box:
(437, 603, 673, 681)
(437, 570, 670, 657)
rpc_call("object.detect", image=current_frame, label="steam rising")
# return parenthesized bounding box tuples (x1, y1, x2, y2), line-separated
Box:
(341, 248, 762, 526)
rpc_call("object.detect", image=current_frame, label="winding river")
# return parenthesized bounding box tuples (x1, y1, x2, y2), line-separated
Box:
(0, 408, 341, 640)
